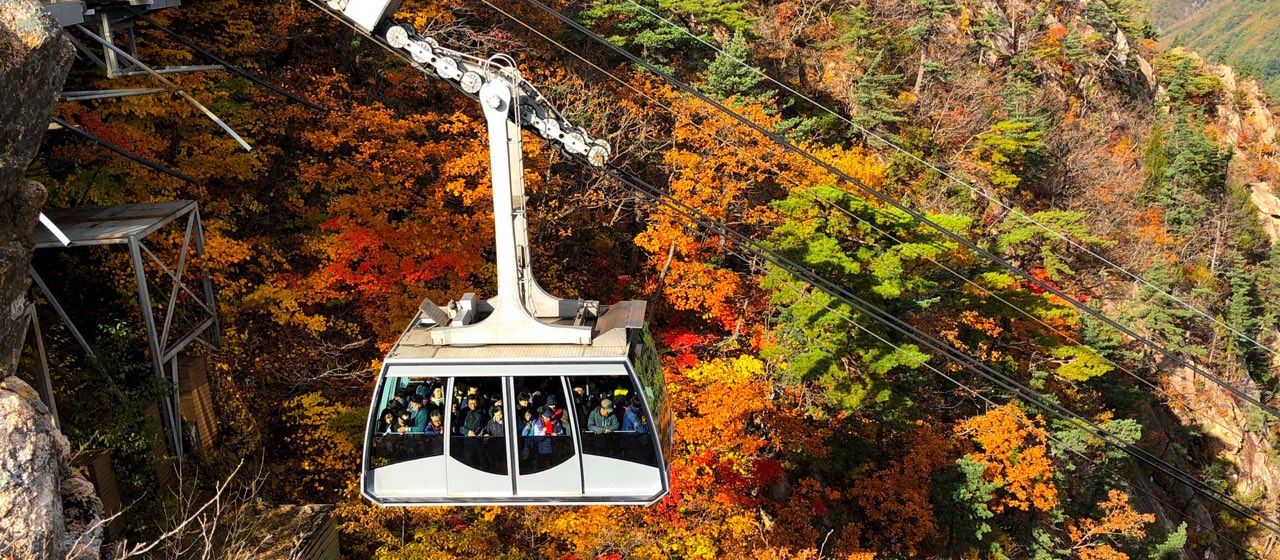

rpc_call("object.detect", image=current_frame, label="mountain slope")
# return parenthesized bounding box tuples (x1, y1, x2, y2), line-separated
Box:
(1148, 0, 1280, 99)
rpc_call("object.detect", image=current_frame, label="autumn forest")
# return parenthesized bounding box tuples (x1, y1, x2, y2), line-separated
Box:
(17, 0, 1280, 557)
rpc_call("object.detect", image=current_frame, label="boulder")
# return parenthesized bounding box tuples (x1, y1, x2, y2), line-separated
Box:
(0, 376, 103, 560)
(1250, 182, 1280, 243)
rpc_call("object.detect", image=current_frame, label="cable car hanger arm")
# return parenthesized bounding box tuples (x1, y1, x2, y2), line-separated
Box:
(320, 0, 614, 345)
(321, 0, 610, 167)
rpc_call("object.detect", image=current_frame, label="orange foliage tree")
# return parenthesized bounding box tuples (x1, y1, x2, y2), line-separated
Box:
(633, 92, 805, 330)
(954, 404, 1059, 514)
(850, 422, 952, 556)
(1067, 490, 1156, 560)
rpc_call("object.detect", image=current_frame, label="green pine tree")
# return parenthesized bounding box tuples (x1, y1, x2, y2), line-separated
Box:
(702, 31, 767, 100)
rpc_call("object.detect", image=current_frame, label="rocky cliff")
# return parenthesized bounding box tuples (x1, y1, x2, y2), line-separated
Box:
(1, 1, 103, 558)
(1, 0, 71, 369)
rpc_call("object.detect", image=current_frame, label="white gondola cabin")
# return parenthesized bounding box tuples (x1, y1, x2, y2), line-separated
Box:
(362, 300, 672, 505)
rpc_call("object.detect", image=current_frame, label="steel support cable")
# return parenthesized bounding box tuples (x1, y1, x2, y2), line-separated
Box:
(660, 203, 1249, 553)
(483, 5, 1274, 524)
(600, 162, 1280, 536)
(50, 116, 200, 185)
(512, 0, 1280, 421)
(478, 1, 1250, 442)
(305, 0, 1277, 535)
(128, 9, 325, 111)
(620, 0, 1280, 362)
(729, 234, 1255, 555)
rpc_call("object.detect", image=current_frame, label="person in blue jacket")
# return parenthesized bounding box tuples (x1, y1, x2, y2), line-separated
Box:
(401, 397, 429, 434)
(621, 396, 648, 434)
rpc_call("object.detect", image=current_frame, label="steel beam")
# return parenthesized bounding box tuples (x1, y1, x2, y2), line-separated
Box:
(114, 64, 225, 77)
(62, 88, 166, 102)
(191, 206, 222, 347)
(130, 235, 183, 459)
(27, 268, 96, 359)
(138, 242, 217, 318)
(158, 212, 195, 351)
(72, 24, 252, 152)
(20, 304, 60, 430)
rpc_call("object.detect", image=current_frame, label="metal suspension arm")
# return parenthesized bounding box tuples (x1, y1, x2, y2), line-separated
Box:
(320, 0, 610, 344)
(324, 0, 611, 167)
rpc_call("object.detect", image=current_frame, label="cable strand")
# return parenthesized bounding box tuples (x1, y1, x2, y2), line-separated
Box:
(515, 0, 1280, 420)
(619, 0, 1280, 360)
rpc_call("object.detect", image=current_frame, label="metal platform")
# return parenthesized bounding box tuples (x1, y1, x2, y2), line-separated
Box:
(39, 0, 181, 28)
(32, 200, 197, 248)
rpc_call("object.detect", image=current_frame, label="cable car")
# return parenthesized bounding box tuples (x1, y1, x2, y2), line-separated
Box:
(362, 301, 672, 505)
(353, 19, 671, 505)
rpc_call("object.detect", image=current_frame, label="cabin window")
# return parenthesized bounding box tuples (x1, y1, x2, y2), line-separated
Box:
(569, 375, 661, 468)
(632, 327, 672, 458)
(448, 377, 508, 475)
(368, 376, 445, 469)
(513, 376, 576, 474)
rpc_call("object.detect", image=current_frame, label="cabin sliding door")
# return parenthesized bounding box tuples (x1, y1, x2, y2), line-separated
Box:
(511, 376, 582, 497)
(445, 377, 512, 497)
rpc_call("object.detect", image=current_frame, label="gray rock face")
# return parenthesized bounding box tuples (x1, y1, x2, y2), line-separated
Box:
(1, 2, 102, 559)
(1, 376, 103, 560)
(1, 0, 74, 370)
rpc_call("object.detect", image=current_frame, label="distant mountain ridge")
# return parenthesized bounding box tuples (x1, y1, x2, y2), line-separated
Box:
(1147, 0, 1211, 26)
(1146, 0, 1280, 100)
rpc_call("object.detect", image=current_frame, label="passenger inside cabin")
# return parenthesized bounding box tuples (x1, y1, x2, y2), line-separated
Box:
(573, 385, 590, 419)
(544, 394, 562, 420)
(621, 396, 647, 433)
(378, 408, 396, 435)
(525, 408, 565, 467)
(401, 397, 427, 434)
(587, 398, 618, 434)
(389, 389, 411, 412)
(483, 407, 504, 437)
(519, 408, 535, 435)
(543, 408, 565, 435)
(429, 386, 445, 408)
(518, 408, 536, 459)
(425, 410, 444, 435)
(517, 392, 532, 409)
(460, 396, 487, 437)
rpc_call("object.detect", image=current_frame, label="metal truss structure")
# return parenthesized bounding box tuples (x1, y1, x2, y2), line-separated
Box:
(14, 301, 60, 431)
(29, 200, 220, 459)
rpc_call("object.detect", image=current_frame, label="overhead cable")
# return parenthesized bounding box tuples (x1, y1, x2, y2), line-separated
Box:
(51, 116, 200, 185)
(740, 235, 1255, 556)
(513, 0, 1280, 420)
(129, 8, 326, 111)
(621, 0, 1280, 361)
(308, 0, 1279, 536)
(477, 0, 1251, 441)
(602, 160, 1280, 536)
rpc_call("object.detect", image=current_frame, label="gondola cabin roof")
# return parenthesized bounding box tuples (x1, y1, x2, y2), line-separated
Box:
(383, 300, 645, 362)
